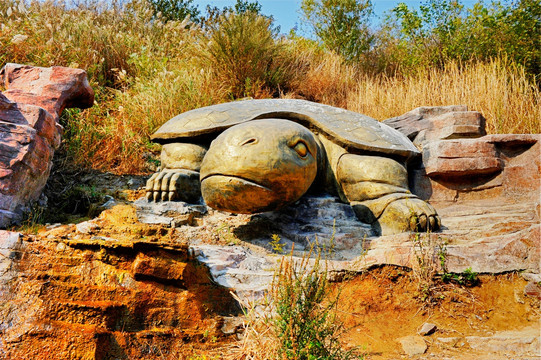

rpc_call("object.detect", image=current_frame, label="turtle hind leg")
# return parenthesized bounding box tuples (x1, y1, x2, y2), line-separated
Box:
(145, 143, 207, 202)
(337, 154, 440, 235)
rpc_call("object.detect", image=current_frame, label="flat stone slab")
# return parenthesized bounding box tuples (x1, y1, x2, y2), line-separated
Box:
(466, 326, 540, 357)
(179, 194, 539, 304)
(134, 198, 207, 227)
(398, 335, 427, 356)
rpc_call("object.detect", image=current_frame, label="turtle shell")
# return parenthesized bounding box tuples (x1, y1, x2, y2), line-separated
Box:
(152, 99, 419, 159)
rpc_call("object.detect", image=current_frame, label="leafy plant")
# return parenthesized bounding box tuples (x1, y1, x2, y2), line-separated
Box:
(270, 234, 286, 254)
(201, 10, 290, 98)
(272, 247, 360, 359)
(380, 0, 540, 78)
(147, 0, 200, 23)
(301, 0, 374, 63)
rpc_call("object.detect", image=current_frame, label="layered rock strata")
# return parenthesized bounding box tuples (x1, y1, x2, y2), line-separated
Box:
(0, 227, 239, 359)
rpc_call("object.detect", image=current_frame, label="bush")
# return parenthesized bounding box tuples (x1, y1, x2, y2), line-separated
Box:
(272, 249, 359, 359)
(300, 0, 374, 63)
(147, 0, 200, 23)
(200, 10, 292, 98)
(378, 0, 540, 79)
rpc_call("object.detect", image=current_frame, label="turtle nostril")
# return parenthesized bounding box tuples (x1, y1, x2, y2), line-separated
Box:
(240, 137, 258, 146)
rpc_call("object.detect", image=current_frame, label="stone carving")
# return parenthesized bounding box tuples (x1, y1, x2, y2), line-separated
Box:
(0, 63, 94, 227)
(146, 99, 440, 235)
(138, 105, 539, 300)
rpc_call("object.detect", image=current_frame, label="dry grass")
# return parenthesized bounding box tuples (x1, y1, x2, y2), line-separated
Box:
(288, 49, 359, 109)
(348, 58, 540, 134)
(286, 52, 539, 135)
(1, 1, 538, 174)
(66, 67, 224, 173)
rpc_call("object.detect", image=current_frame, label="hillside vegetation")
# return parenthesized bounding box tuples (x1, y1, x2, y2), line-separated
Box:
(0, 0, 539, 174)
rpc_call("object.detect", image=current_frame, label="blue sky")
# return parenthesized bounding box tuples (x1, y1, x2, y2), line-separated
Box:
(191, 0, 481, 34)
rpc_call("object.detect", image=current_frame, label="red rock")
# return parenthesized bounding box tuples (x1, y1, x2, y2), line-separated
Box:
(0, 63, 94, 117)
(423, 139, 503, 177)
(132, 252, 211, 285)
(0, 64, 94, 228)
(524, 281, 541, 300)
(413, 134, 540, 203)
(383, 105, 469, 140)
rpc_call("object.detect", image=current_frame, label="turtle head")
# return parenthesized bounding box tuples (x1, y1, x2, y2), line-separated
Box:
(200, 119, 319, 213)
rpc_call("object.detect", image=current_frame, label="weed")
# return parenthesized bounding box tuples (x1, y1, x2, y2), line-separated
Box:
(215, 222, 240, 245)
(411, 233, 446, 303)
(270, 234, 285, 254)
(271, 246, 361, 359)
(13, 203, 47, 234)
(441, 267, 479, 287)
(438, 242, 479, 286)
(412, 233, 480, 304)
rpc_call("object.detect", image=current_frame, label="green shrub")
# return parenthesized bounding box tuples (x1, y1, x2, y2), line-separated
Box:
(272, 249, 360, 359)
(147, 0, 200, 23)
(378, 0, 540, 79)
(300, 0, 374, 63)
(200, 10, 292, 98)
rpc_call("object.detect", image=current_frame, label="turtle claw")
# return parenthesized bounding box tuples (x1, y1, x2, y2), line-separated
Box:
(378, 197, 441, 235)
(145, 169, 201, 203)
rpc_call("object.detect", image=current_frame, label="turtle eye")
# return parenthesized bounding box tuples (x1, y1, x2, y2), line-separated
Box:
(293, 141, 308, 158)
(240, 137, 258, 146)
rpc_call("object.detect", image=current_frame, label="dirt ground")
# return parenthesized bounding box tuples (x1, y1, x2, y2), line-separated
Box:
(334, 267, 540, 359)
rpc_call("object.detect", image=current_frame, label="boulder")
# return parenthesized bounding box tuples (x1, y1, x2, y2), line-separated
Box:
(0, 94, 56, 226)
(383, 105, 485, 145)
(0, 63, 94, 117)
(422, 139, 503, 177)
(0, 64, 94, 228)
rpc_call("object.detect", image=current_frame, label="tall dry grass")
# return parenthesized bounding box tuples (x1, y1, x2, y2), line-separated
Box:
(285, 52, 539, 135)
(347, 59, 540, 134)
(1, 0, 538, 174)
(287, 49, 359, 109)
(1, 0, 229, 173)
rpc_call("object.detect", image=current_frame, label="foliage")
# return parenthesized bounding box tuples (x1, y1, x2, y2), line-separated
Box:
(439, 245, 479, 286)
(207, 0, 263, 17)
(200, 10, 291, 98)
(270, 234, 286, 254)
(380, 0, 540, 78)
(441, 267, 479, 286)
(463, 0, 540, 79)
(0, 0, 538, 174)
(411, 233, 480, 304)
(272, 249, 359, 359)
(147, 0, 200, 23)
(301, 0, 374, 63)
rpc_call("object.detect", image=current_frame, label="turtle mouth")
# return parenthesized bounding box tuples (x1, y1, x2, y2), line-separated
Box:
(200, 174, 277, 213)
(200, 174, 271, 191)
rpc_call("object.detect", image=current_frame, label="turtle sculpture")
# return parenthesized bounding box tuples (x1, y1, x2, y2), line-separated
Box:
(146, 99, 440, 235)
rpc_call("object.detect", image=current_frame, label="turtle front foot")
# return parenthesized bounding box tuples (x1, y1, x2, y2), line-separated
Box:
(145, 169, 201, 203)
(379, 198, 441, 235)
